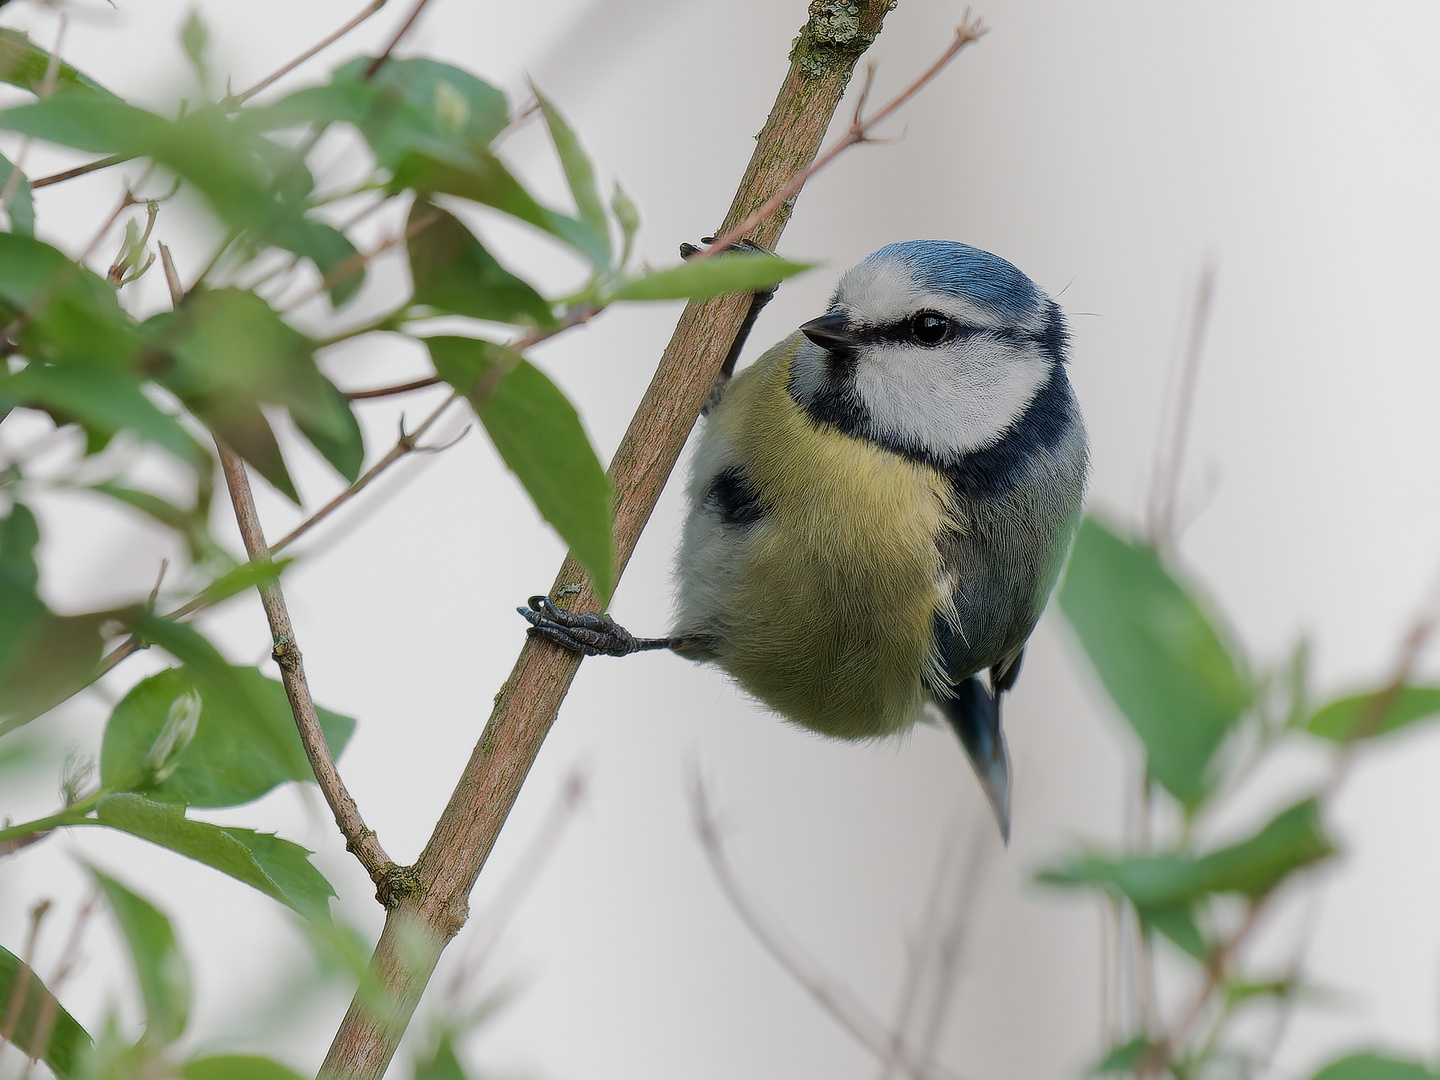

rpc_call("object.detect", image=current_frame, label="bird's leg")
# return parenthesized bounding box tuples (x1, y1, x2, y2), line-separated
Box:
(680, 237, 779, 413)
(518, 595, 682, 658)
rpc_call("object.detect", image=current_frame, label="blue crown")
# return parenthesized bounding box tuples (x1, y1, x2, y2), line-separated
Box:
(864, 240, 1041, 319)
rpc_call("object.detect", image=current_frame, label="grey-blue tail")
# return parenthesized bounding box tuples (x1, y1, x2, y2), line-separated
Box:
(933, 676, 1012, 843)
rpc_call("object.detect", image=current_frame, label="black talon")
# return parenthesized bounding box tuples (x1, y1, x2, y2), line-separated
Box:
(517, 595, 680, 658)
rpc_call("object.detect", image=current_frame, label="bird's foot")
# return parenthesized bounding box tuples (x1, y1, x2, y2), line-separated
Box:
(517, 595, 677, 657)
(679, 235, 775, 261)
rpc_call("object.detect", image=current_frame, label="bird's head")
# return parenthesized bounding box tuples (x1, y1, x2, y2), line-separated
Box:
(789, 240, 1069, 467)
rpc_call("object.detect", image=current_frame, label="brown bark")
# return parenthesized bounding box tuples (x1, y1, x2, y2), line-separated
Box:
(319, 4, 897, 1077)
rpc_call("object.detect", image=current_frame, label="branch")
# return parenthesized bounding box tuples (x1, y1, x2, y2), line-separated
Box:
(162, 245, 397, 892)
(320, 4, 908, 1077)
(362, 0, 434, 81)
(30, 154, 133, 190)
(229, 0, 389, 106)
(690, 774, 967, 1080)
(345, 375, 440, 400)
(705, 11, 988, 256)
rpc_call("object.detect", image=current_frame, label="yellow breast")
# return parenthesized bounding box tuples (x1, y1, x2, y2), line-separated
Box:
(708, 334, 955, 739)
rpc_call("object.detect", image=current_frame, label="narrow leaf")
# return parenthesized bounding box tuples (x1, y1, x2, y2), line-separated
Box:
(182, 1056, 308, 1080)
(427, 335, 613, 603)
(1093, 1037, 1154, 1075)
(608, 253, 811, 302)
(0, 151, 34, 235)
(0, 944, 92, 1078)
(1140, 905, 1207, 959)
(532, 86, 610, 264)
(1310, 1054, 1438, 1080)
(93, 794, 335, 924)
(1059, 515, 1252, 806)
(0, 29, 118, 98)
(407, 201, 554, 327)
(1308, 686, 1440, 742)
(90, 870, 190, 1045)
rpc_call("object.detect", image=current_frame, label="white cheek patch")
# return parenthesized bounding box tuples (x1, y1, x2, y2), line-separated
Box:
(853, 338, 1051, 457)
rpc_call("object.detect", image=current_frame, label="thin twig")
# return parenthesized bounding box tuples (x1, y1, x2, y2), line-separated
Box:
(1147, 263, 1217, 551)
(270, 395, 460, 555)
(362, 0, 433, 81)
(24, 893, 95, 1077)
(162, 244, 396, 891)
(30, 154, 131, 190)
(230, 0, 388, 106)
(690, 772, 966, 1080)
(346, 376, 440, 400)
(704, 12, 987, 257)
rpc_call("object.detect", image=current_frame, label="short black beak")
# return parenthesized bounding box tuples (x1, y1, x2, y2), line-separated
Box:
(799, 312, 856, 349)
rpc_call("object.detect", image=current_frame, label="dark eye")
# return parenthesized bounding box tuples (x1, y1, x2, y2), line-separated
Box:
(908, 311, 952, 346)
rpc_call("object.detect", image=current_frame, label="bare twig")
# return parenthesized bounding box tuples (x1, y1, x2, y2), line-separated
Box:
(31, 154, 131, 190)
(23, 893, 96, 1077)
(269, 395, 461, 555)
(346, 376, 441, 400)
(362, 0, 434, 81)
(230, 0, 389, 105)
(691, 773, 965, 1080)
(161, 244, 397, 891)
(704, 12, 987, 257)
(1147, 263, 1217, 551)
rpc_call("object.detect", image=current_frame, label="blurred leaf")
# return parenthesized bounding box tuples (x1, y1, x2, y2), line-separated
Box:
(608, 252, 811, 302)
(391, 151, 608, 268)
(180, 12, 209, 82)
(273, 218, 363, 308)
(610, 181, 638, 265)
(186, 557, 290, 609)
(1310, 1054, 1438, 1080)
(428, 335, 613, 604)
(1, 366, 203, 470)
(1040, 799, 1333, 908)
(1141, 905, 1207, 959)
(1093, 1037, 1154, 1075)
(407, 201, 554, 327)
(0, 504, 110, 733)
(246, 57, 508, 171)
(533, 86, 610, 264)
(1059, 515, 1253, 806)
(0, 29, 117, 98)
(89, 482, 223, 564)
(93, 794, 335, 924)
(101, 664, 355, 808)
(0, 151, 33, 235)
(1307, 686, 1440, 742)
(0, 943, 92, 1077)
(182, 1056, 308, 1080)
(413, 1031, 468, 1080)
(1225, 979, 1295, 1006)
(142, 288, 362, 490)
(90, 870, 190, 1045)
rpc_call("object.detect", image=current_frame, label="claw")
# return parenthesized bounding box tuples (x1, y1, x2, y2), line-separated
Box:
(516, 595, 679, 658)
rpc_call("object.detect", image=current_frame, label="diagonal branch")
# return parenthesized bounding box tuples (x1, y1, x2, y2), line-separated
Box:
(318, 4, 932, 1077)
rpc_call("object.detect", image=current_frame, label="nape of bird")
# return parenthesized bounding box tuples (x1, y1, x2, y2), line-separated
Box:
(521, 239, 1088, 841)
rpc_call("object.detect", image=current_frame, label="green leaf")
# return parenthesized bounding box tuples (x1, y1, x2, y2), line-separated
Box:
(413, 1032, 469, 1080)
(1140, 904, 1208, 959)
(245, 57, 509, 172)
(93, 794, 335, 924)
(1059, 515, 1253, 806)
(0, 151, 34, 235)
(610, 181, 638, 265)
(428, 335, 613, 603)
(0, 944, 92, 1077)
(1, 365, 202, 470)
(609, 252, 811, 302)
(142, 288, 363, 488)
(407, 201, 554, 326)
(533, 86, 610, 265)
(1308, 686, 1440, 742)
(182, 1056, 308, 1080)
(391, 151, 609, 268)
(90, 870, 190, 1045)
(1039, 798, 1334, 909)
(180, 12, 209, 81)
(0, 29, 118, 98)
(0, 504, 111, 733)
(101, 664, 355, 808)
(1310, 1054, 1438, 1080)
(185, 557, 291, 609)
(275, 218, 363, 307)
(1093, 1036, 1154, 1074)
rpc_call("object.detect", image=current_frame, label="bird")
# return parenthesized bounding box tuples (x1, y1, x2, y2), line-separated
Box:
(520, 239, 1088, 840)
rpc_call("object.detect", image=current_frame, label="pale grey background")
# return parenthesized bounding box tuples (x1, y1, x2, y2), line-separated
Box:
(2, 2, 1439, 1078)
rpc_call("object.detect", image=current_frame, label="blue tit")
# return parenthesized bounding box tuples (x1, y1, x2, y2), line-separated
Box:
(521, 240, 1088, 840)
